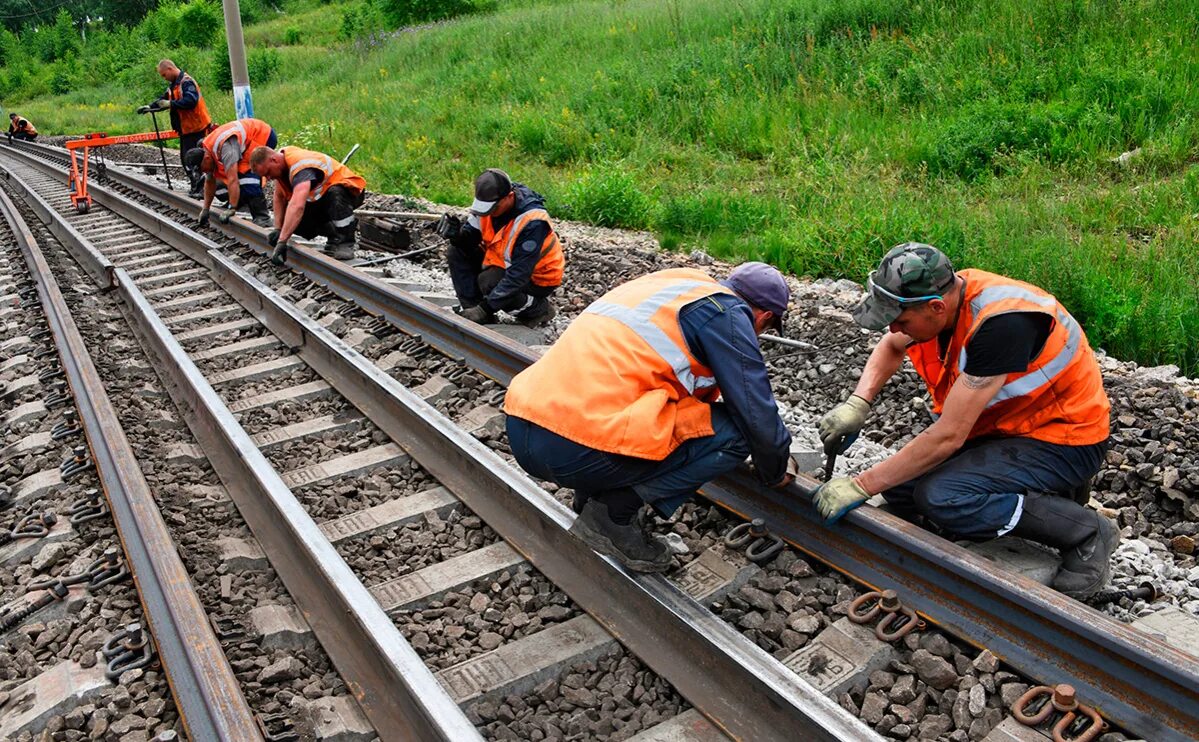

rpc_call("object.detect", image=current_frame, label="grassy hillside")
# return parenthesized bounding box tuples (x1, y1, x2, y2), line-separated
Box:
(7, 0, 1199, 373)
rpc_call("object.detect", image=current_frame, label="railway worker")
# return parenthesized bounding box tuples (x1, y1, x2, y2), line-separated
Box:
(7, 113, 37, 141)
(248, 145, 367, 264)
(814, 243, 1116, 598)
(184, 118, 277, 229)
(434, 168, 564, 328)
(137, 59, 212, 199)
(505, 262, 798, 572)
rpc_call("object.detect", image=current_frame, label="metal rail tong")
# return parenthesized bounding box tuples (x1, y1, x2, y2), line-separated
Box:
(1012, 684, 1108, 742)
(724, 517, 785, 564)
(847, 589, 925, 641)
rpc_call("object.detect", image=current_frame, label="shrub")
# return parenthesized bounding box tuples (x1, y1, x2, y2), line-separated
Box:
(376, 0, 496, 27)
(283, 27, 302, 45)
(560, 166, 654, 229)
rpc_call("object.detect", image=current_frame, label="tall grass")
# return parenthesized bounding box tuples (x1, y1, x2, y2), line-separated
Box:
(11, 0, 1199, 373)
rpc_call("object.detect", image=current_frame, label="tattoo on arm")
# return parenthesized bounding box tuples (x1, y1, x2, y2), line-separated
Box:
(962, 373, 996, 390)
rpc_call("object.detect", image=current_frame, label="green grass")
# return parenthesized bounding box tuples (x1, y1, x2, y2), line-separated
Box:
(9, 0, 1199, 373)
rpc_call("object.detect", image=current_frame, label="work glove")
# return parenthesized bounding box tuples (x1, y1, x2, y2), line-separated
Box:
(267, 229, 280, 247)
(818, 395, 871, 455)
(215, 207, 237, 224)
(197, 208, 210, 227)
(435, 213, 461, 240)
(458, 305, 496, 324)
(813, 477, 870, 524)
(149, 99, 171, 112)
(135, 105, 152, 115)
(270, 238, 290, 266)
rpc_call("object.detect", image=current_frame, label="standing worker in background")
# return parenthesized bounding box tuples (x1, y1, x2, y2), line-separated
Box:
(184, 118, 277, 228)
(137, 59, 212, 198)
(7, 113, 37, 141)
(505, 263, 798, 572)
(249, 145, 366, 264)
(814, 243, 1115, 598)
(435, 168, 564, 328)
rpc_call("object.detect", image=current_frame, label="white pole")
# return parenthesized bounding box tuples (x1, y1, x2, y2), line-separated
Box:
(222, 0, 254, 118)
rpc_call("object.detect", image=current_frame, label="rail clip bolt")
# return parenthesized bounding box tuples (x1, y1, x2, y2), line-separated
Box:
(878, 590, 902, 612)
(1052, 684, 1078, 712)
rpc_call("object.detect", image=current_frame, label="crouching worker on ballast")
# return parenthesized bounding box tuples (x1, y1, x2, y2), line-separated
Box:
(435, 168, 564, 328)
(248, 145, 366, 264)
(813, 243, 1116, 599)
(504, 263, 798, 572)
(184, 117, 277, 229)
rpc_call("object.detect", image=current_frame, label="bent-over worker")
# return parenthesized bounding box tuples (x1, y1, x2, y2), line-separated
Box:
(505, 263, 797, 572)
(7, 113, 37, 141)
(814, 243, 1115, 598)
(184, 118, 277, 228)
(435, 168, 564, 328)
(248, 145, 366, 264)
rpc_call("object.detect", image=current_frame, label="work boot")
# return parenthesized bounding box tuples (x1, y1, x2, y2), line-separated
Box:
(327, 232, 356, 261)
(247, 195, 272, 229)
(516, 297, 557, 328)
(1009, 493, 1119, 599)
(569, 500, 672, 573)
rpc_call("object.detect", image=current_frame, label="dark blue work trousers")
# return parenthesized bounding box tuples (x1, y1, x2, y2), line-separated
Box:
(882, 436, 1108, 539)
(507, 404, 751, 517)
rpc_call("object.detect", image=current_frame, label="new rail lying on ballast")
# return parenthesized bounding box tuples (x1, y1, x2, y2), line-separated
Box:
(6, 136, 1199, 741)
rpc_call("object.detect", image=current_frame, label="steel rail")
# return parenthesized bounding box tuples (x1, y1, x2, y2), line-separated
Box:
(3, 136, 880, 742)
(0, 156, 482, 741)
(8, 139, 1198, 739)
(0, 184, 262, 741)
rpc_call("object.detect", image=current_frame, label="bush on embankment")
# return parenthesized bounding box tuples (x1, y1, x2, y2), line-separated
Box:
(5, 0, 1199, 374)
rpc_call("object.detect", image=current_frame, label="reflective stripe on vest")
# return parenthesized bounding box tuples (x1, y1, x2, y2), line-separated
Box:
(957, 285, 1083, 410)
(583, 280, 717, 395)
(288, 156, 334, 201)
(501, 209, 552, 268)
(212, 120, 246, 152)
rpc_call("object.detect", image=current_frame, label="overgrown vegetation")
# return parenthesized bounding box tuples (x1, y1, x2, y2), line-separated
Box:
(3, 0, 1198, 374)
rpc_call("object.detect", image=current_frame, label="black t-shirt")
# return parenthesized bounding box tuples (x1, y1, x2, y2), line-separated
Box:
(290, 168, 325, 190)
(938, 312, 1054, 376)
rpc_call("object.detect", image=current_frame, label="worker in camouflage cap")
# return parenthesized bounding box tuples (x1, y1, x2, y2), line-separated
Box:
(812, 242, 1117, 600)
(851, 242, 957, 330)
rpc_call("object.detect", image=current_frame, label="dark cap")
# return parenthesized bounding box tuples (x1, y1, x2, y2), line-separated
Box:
(852, 242, 956, 331)
(470, 168, 513, 215)
(722, 261, 790, 332)
(182, 148, 206, 170)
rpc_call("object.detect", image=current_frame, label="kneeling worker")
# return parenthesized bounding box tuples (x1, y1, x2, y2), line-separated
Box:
(184, 117, 277, 228)
(7, 113, 37, 141)
(248, 145, 366, 264)
(814, 243, 1115, 598)
(435, 168, 563, 328)
(505, 263, 797, 572)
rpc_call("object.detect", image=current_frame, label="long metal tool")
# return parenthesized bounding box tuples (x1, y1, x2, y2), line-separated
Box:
(148, 110, 173, 190)
(0, 183, 260, 741)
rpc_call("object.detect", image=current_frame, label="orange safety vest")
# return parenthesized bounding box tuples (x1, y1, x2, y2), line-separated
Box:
(168, 72, 211, 136)
(277, 147, 366, 202)
(505, 268, 736, 460)
(478, 207, 565, 287)
(906, 269, 1110, 446)
(201, 118, 274, 184)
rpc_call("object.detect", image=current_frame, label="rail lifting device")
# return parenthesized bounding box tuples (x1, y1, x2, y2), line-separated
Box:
(66, 114, 178, 213)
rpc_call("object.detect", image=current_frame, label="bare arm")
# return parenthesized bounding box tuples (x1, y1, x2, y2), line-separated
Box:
(223, 170, 240, 209)
(202, 176, 216, 211)
(854, 372, 1005, 494)
(853, 331, 910, 403)
(278, 181, 312, 242)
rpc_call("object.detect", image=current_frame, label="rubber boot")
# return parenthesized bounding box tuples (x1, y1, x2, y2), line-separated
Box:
(516, 296, 558, 328)
(1009, 493, 1118, 599)
(569, 499, 672, 573)
(246, 195, 273, 229)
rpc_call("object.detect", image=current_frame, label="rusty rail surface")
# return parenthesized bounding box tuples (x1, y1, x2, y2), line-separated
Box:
(6, 137, 1199, 740)
(0, 179, 261, 741)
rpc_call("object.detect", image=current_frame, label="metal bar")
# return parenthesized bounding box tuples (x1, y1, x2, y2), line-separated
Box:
(204, 248, 875, 742)
(0, 186, 261, 741)
(355, 209, 440, 221)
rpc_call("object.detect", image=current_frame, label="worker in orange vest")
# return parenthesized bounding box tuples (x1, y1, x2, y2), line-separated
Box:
(184, 118, 277, 228)
(815, 243, 1115, 598)
(505, 263, 798, 572)
(435, 168, 564, 328)
(249, 145, 367, 264)
(137, 59, 212, 198)
(7, 113, 37, 141)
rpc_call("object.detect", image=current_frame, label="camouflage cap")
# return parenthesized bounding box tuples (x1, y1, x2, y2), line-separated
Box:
(851, 243, 956, 330)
